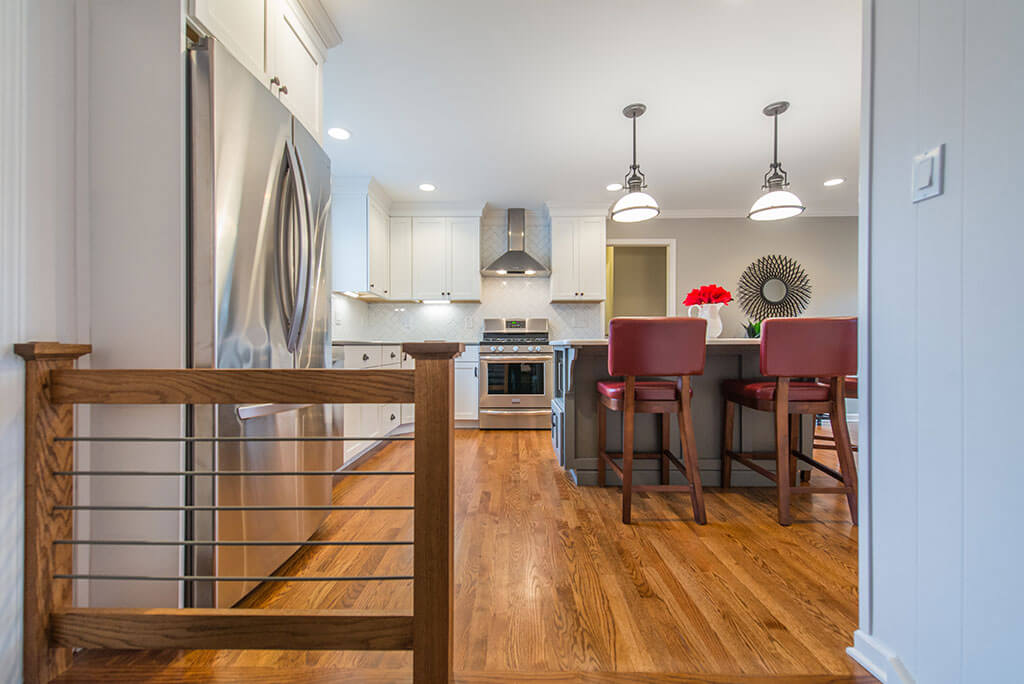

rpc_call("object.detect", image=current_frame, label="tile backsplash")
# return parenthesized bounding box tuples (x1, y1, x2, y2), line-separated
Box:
(331, 208, 605, 342)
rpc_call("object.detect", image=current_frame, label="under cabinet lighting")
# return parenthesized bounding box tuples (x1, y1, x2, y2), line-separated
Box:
(341, 290, 359, 298)
(420, 299, 451, 304)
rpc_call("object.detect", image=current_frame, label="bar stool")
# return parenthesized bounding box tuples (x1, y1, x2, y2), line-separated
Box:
(597, 317, 708, 525)
(813, 376, 859, 455)
(721, 317, 858, 526)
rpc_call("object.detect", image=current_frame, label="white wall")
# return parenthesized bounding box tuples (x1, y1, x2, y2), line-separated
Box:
(854, 1, 1024, 681)
(2, 0, 84, 678)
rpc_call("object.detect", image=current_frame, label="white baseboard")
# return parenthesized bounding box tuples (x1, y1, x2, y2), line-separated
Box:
(847, 630, 915, 683)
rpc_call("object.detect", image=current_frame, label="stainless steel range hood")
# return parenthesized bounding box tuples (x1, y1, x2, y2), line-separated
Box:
(481, 208, 550, 277)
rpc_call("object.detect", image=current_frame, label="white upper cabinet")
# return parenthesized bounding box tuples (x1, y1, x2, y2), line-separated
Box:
(549, 214, 606, 302)
(188, 0, 340, 141)
(267, 0, 322, 138)
(331, 178, 391, 298)
(411, 217, 448, 301)
(409, 216, 481, 302)
(448, 217, 481, 301)
(190, 0, 266, 81)
(388, 217, 413, 301)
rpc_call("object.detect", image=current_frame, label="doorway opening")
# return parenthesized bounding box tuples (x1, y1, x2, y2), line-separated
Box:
(604, 238, 677, 331)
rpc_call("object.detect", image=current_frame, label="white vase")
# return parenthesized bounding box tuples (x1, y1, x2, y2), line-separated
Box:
(687, 303, 724, 339)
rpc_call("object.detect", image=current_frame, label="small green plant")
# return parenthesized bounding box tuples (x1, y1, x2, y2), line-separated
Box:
(742, 320, 761, 338)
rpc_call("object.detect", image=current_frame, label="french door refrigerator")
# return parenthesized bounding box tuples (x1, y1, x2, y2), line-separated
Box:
(188, 37, 332, 608)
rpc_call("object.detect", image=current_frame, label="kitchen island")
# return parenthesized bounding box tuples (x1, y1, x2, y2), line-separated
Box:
(550, 338, 813, 487)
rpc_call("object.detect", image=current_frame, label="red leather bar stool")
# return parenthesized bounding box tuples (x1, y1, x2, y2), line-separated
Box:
(721, 317, 858, 526)
(813, 375, 859, 455)
(597, 317, 708, 525)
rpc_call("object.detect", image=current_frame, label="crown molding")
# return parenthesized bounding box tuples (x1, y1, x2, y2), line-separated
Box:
(294, 0, 342, 50)
(331, 176, 392, 211)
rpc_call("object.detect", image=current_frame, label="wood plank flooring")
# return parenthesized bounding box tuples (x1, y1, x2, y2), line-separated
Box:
(56, 427, 867, 683)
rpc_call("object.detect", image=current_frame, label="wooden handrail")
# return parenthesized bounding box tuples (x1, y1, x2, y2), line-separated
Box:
(15, 340, 463, 684)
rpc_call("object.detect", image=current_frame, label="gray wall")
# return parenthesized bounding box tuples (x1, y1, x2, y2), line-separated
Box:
(607, 215, 858, 337)
(858, 1, 1024, 682)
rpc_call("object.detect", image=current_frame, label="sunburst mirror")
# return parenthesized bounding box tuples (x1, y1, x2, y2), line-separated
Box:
(737, 254, 811, 321)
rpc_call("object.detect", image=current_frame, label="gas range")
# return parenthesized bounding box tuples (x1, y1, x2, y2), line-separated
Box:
(478, 318, 553, 430)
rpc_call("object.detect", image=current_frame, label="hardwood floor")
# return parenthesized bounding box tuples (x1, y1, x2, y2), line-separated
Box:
(56, 427, 868, 683)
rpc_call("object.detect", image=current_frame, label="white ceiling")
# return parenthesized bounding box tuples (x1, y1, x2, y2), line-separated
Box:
(321, 0, 861, 216)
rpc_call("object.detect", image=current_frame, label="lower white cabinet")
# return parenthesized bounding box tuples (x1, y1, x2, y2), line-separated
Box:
(454, 363, 479, 421)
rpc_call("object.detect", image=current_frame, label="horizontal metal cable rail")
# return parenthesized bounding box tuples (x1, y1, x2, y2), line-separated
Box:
(15, 341, 461, 684)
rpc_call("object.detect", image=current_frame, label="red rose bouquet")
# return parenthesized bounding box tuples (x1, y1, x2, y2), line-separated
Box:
(683, 284, 733, 306)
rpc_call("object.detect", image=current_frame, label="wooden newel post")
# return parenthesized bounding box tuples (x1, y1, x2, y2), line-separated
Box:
(403, 342, 463, 684)
(14, 342, 92, 684)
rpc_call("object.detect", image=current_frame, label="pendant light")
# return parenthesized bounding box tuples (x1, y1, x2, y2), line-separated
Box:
(748, 101, 805, 221)
(611, 103, 660, 223)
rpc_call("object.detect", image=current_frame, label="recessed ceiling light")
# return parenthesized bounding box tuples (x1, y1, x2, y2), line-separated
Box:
(327, 127, 351, 140)
(606, 183, 623, 192)
(823, 177, 846, 187)
(418, 183, 436, 192)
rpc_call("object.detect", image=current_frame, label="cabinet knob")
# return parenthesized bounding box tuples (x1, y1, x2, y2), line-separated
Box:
(270, 76, 281, 87)
(362, 353, 369, 361)
(390, 414, 396, 421)
(279, 85, 288, 95)
(390, 352, 396, 358)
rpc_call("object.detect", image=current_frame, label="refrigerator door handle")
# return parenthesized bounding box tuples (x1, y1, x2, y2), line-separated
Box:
(291, 143, 317, 353)
(277, 139, 310, 354)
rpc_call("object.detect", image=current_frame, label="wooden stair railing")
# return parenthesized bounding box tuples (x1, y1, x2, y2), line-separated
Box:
(15, 341, 463, 684)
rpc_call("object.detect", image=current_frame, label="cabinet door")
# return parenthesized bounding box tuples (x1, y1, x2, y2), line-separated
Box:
(411, 217, 448, 300)
(380, 404, 401, 434)
(388, 217, 413, 300)
(367, 198, 390, 297)
(447, 217, 481, 301)
(549, 217, 578, 300)
(343, 404, 365, 463)
(268, 0, 322, 138)
(454, 365, 479, 421)
(576, 217, 607, 301)
(191, 0, 266, 82)
(359, 402, 381, 439)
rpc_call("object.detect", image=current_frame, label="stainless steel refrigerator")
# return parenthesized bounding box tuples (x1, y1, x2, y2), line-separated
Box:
(188, 37, 332, 608)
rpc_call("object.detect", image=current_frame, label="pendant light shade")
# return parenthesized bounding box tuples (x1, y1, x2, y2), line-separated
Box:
(611, 103, 660, 223)
(748, 101, 805, 222)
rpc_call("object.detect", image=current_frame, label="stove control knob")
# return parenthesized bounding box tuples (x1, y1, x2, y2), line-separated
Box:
(497, 346, 505, 352)
(490, 346, 497, 352)
(512, 345, 519, 352)
(526, 346, 533, 352)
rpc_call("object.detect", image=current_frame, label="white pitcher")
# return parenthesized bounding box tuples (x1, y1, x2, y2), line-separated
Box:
(687, 302, 724, 339)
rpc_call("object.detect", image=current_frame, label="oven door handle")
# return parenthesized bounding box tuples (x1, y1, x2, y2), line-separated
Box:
(481, 355, 553, 362)
(479, 409, 552, 416)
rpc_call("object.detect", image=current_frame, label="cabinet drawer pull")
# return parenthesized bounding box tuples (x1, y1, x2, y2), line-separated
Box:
(362, 353, 370, 361)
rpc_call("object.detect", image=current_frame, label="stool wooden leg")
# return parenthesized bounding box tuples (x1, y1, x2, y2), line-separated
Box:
(597, 401, 607, 487)
(660, 413, 670, 485)
(774, 379, 792, 526)
(721, 398, 735, 489)
(789, 413, 800, 487)
(830, 378, 859, 525)
(622, 377, 635, 524)
(679, 377, 707, 525)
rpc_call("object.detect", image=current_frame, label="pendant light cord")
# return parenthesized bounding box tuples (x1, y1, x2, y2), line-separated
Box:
(632, 116, 638, 167)
(773, 113, 779, 167)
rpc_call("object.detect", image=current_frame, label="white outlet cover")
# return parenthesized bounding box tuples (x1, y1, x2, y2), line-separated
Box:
(912, 144, 944, 203)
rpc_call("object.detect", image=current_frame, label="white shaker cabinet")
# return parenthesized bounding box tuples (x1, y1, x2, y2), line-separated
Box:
(411, 217, 449, 301)
(267, 0, 322, 140)
(454, 364, 479, 421)
(190, 0, 266, 81)
(332, 180, 391, 298)
(448, 217, 481, 301)
(409, 216, 481, 302)
(388, 217, 413, 300)
(549, 215, 606, 302)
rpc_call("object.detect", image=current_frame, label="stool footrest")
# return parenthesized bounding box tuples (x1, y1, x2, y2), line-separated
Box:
(790, 486, 852, 495)
(631, 484, 693, 493)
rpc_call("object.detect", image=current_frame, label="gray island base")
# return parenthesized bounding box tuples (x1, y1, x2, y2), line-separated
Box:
(550, 338, 813, 488)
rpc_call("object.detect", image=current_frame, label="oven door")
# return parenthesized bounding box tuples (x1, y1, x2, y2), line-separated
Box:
(479, 354, 553, 409)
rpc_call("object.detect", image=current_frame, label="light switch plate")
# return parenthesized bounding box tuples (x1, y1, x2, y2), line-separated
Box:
(912, 144, 944, 203)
